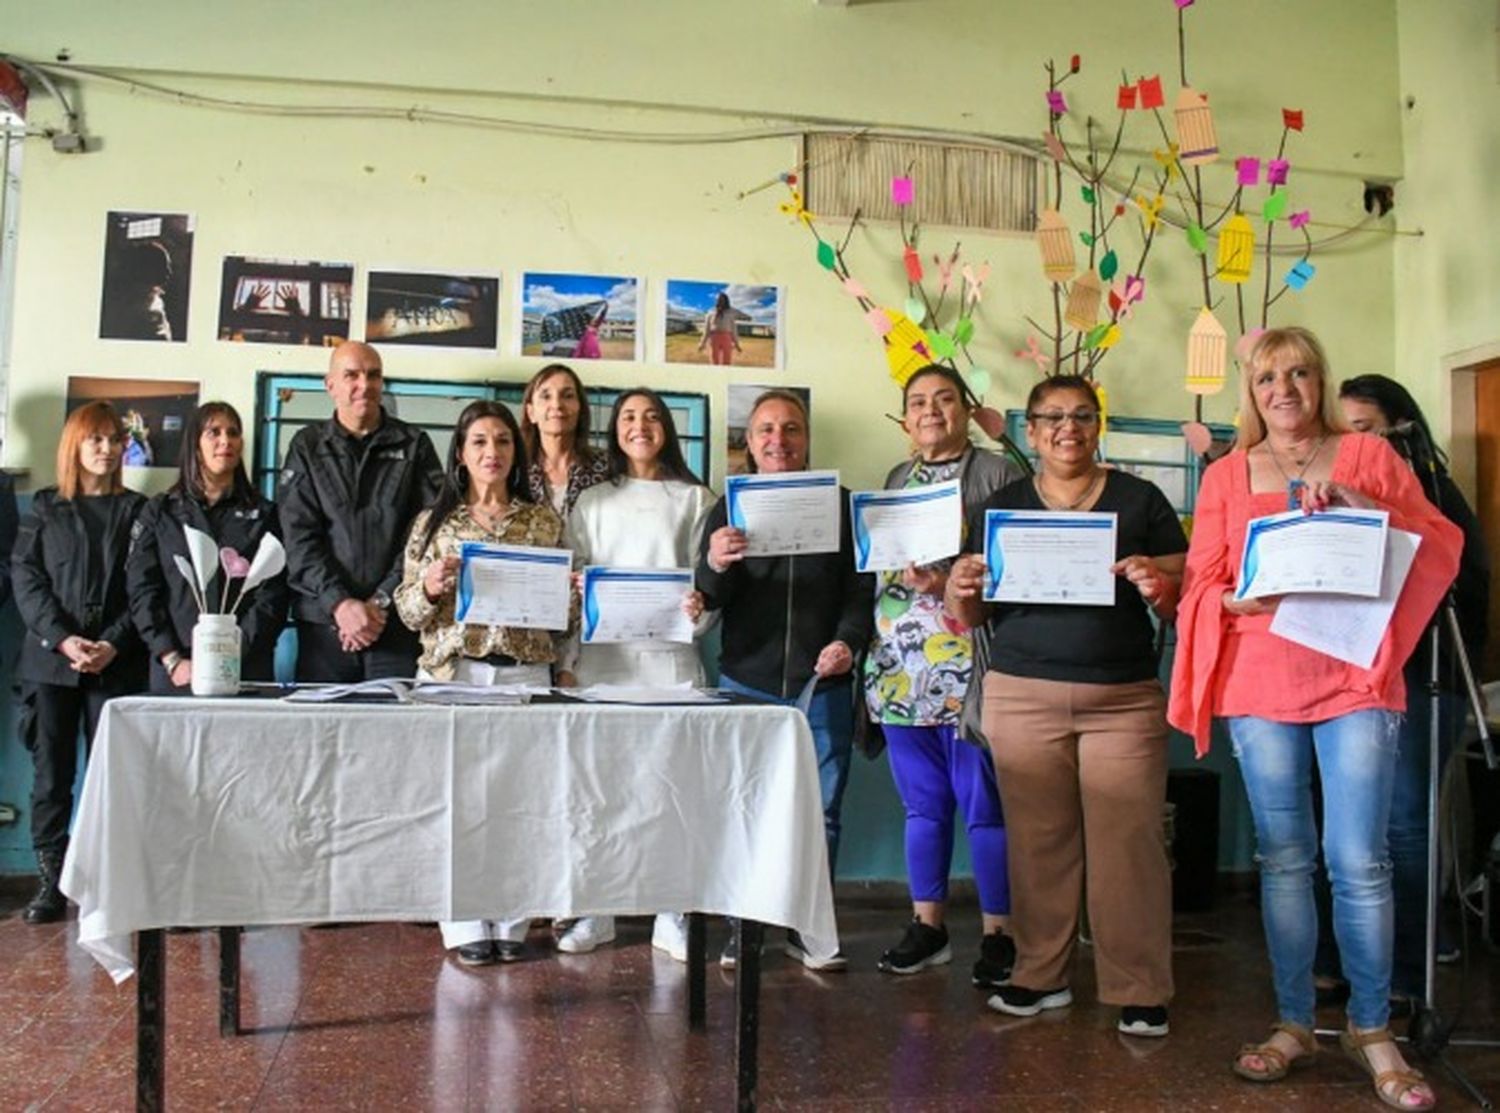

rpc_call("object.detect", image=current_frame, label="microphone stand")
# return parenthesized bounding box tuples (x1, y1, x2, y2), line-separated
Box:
(1391, 425, 1497, 1108)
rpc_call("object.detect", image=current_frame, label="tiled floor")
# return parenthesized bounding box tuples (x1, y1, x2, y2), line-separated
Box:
(0, 888, 1497, 1110)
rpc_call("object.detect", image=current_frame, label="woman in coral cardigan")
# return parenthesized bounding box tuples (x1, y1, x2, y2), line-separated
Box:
(1169, 328, 1460, 1111)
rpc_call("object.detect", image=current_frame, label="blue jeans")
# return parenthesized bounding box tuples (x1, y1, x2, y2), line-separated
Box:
(721, 674, 853, 880)
(1229, 710, 1400, 1030)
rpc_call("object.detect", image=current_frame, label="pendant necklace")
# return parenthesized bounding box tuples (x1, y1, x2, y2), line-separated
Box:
(1034, 469, 1104, 511)
(1264, 432, 1328, 510)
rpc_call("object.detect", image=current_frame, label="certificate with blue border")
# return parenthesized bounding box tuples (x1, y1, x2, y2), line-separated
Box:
(581, 566, 693, 644)
(456, 542, 571, 630)
(983, 510, 1117, 606)
(1235, 508, 1387, 600)
(849, 480, 961, 573)
(724, 469, 840, 557)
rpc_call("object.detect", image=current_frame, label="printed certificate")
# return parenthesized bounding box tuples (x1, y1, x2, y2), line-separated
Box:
(983, 510, 1118, 606)
(581, 566, 694, 645)
(849, 480, 962, 573)
(1235, 509, 1388, 600)
(724, 469, 840, 557)
(455, 542, 571, 630)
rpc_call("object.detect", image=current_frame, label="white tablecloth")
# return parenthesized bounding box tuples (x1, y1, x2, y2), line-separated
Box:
(62, 696, 838, 982)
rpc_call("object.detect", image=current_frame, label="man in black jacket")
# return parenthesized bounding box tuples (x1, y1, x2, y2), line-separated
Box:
(279, 341, 443, 681)
(698, 390, 874, 969)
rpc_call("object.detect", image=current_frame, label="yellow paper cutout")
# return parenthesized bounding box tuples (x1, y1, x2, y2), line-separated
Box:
(1152, 143, 1181, 180)
(1096, 384, 1109, 438)
(1216, 213, 1255, 284)
(1036, 208, 1076, 283)
(883, 310, 934, 385)
(1097, 323, 1122, 350)
(1063, 271, 1103, 331)
(1174, 87, 1219, 167)
(1185, 306, 1228, 395)
(778, 189, 816, 228)
(1135, 193, 1164, 229)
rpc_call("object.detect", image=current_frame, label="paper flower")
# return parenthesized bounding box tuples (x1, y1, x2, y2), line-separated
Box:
(220, 547, 251, 580)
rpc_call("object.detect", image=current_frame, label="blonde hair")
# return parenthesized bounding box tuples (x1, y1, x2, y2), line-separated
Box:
(1234, 326, 1348, 451)
(57, 401, 126, 500)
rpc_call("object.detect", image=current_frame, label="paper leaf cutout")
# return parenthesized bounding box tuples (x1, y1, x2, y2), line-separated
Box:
(220, 546, 251, 580)
(1283, 108, 1305, 132)
(1046, 89, 1067, 115)
(865, 307, 894, 336)
(903, 246, 924, 283)
(1014, 335, 1053, 372)
(953, 317, 975, 347)
(183, 526, 217, 597)
(931, 332, 957, 359)
(240, 534, 286, 594)
(1138, 75, 1164, 110)
(1117, 83, 1138, 110)
(1037, 208, 1076, 283)
(1079, 231, 1095, 247)
(1234, 327, 1266, 364)
(816, 240, 837, 270)
(1285, 260, 1317, 290)
(1182, 422, 1214, 455)
(1216, 214, 1255, 283)
(1083, 323, 1110, 350)
(904, 296, 926, 325)
(973, 407, 1006, 440)
(1064, 271, 1104, 330)
(1175, 86, 1219, 166)
(1097, 324, 1122, 350)
(891, 176, 914, 206)
(841, 276, 868, 299)
(1186, 224, 1208, 253)
(1099, 250, 1119, 281)
(1267, 159, 1290, 186)
(1043, 132, 1067, 162)
(1081, 185, 1096, 204)
(1236, 157, 1261, 186)
(1288, 210, 1312, 230)
(967, 366, 993, 395)
(1262, 192, 1289, 221)
(1185, 307, 1228, 395)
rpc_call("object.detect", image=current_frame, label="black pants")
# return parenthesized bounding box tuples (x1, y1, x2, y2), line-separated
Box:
(28, 682, 113, 853)
(294, 618, 419, 683)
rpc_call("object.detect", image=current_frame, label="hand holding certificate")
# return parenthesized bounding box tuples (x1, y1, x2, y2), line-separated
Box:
(581, 566, 695, 645)
(455, 542, 571, 630)
(849, 480, 961, 573)
(1235, 508, 1388, 601)
(983, 510, 1118, 606)
(724, 469, 840, 557)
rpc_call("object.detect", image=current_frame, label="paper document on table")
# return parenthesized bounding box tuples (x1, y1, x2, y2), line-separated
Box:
(408, 682, 532, 706)
(983, 510, 1117, 606)
(283, 678, 413, 703)
(849, 480, 961, 572)
(572, 684, 727, 704)
(581, 567, 694, 644)
(1235, 508, 1388, 600)
(1269, 528, 1421, 669)
(456, 542, 571, 630)
(724, 470, 840, 557)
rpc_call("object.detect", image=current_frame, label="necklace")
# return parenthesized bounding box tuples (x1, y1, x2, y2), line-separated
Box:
(468, 501, 510, 530)
(1263, 431, 1328, 510)
(1033, 468, 1104, 511)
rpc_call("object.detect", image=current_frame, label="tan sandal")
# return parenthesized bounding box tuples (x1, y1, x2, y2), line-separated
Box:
(1233, 1021, 1317, 1082)
(1340, 1027, 1436, 1111)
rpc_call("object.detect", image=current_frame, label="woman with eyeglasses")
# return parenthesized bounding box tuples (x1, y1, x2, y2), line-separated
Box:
(945, 374, 1186, 1039)
(13, 402, 148, 924)
(1169, 330, 1460, 1109)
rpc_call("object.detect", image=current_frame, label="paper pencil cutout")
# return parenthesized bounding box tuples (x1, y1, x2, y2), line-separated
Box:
(1117, 83, 1138, 110)
(1235, 157, 1261, 186)
(1216, 214, 1255, 283)
(1037, 209, 1077, 283)
(1267, 159, 1290, 186)
(1063, 271, 1104, 331)
(1138, 75, 1165, 110)
(1174, 87, 1219, 166)
(1185, 307, 1228, 395)
(883, 311, 933, 385)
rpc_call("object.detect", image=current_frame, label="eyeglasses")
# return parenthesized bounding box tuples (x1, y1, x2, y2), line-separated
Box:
(1027, 409, 1100, 428)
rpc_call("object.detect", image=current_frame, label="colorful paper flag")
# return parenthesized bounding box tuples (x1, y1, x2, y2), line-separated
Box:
(1117, 83, 1138, 110)
(1288, 210, 1312, 230)
(1138, 75, 1165, 110)
(1267, 159, 1290, 186)
(1285, 260, 1316, 290)
(903, 246, 924, 283)
(1283, 108, 1305, 131)
(890, 177, 914, 206)
(1046, 89, 1068, 115)
(1236, 157, 1261, 186)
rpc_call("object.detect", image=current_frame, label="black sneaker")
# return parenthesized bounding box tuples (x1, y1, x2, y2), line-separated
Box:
(971, 930, 1016, 989)
(1117, 1005, 1169, 1037)
(495, 940, 526, 963)
(784, 929, 848, 972)
(455, 941, 497, 966)
(877, 918, 951, 974)
(986, 984, 1072, 1017)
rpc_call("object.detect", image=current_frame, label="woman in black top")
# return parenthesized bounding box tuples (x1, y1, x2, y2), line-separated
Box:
(945, 375, 1186, 1037)
(127, 401, 288, 692)
(12, 401, 147, 924)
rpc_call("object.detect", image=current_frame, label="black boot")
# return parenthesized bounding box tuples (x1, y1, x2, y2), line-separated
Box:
(23, 845, 67, 924)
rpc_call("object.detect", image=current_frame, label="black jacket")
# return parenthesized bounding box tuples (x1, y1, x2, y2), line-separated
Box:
(0, 471, 17, 613)
(126, 486, 289, 691)
(278, 411, 443, 624)
(11, 487, 148, 689)
(696, 486, 875, 698)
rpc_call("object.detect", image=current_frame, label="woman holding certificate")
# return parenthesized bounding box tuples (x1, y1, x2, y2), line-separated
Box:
(394, 399, 571, 967)
(862, 364, 1021, 983)
(945, 374, 1186, 1039)
(1169, 329, 1460, 1110)
(519, 363, 610, 517)
(557, 387, 714, 959)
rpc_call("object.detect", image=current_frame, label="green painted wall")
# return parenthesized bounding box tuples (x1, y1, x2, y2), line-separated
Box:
(0, 0, 1410, 877)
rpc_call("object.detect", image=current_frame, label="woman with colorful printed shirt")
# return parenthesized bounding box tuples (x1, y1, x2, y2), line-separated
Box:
(863, 364, 1021, 985)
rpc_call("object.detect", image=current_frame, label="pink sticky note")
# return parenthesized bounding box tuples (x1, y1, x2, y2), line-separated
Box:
(1288, 210, 1311, 229)
(1235, 157, 1261, 186)
(890, 176, 914, 206)
(1267, 159, 1290, 186)
(1046, 89, 1067, 115)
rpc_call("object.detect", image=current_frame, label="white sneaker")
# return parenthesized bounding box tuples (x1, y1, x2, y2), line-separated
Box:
(651, 912, 688, 962)
(557, 915, 616, 954)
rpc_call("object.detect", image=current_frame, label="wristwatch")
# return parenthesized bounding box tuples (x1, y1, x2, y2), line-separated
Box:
(161, 650, 184, 672)
(371, 590, 392, 611)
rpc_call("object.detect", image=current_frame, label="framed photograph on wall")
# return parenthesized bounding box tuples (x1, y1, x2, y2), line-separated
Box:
(217, 256, 353, 346)
(98, 211, 194, 342)
(518, 272, 641, 362)
(364, 270, 499, 349)
(65, 375, 199, 471)
(663, 280, 783, 370)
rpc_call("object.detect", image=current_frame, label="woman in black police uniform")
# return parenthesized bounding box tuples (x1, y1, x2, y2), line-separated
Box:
(127, 401, 288, 692)
(13, 401, 147, 924)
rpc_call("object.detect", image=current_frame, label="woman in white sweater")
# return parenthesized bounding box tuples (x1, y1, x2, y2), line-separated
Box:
(557, 387, 715, 957)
